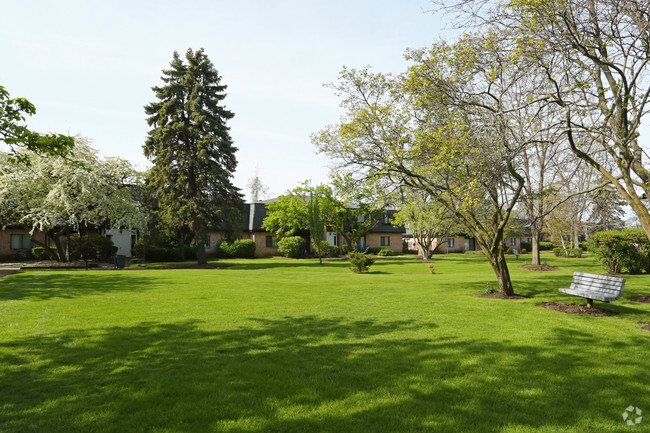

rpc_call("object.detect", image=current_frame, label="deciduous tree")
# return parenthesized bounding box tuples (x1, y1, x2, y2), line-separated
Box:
(0, 138, 145, 261)
(0, 85, 74, 163)
(314, 33, 548, 295)
(392, 189, 458, 260)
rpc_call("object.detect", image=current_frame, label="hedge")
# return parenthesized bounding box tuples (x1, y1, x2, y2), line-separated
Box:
(216, 239, 256, 258)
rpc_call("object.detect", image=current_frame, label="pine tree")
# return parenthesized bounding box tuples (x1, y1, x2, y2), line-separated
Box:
(144, 48, 243, 264)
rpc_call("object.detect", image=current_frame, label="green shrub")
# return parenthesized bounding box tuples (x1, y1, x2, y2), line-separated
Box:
(348, 251, 374, 273)
(589, 229, 650, 274)
(278, 236, 305, 258)
(326, 245, 340, 257)
(340, 244, 350, 254)
(316, 240, 330, 257)
(132, 239, 184, 262)
(367, 247, 382, 255)
(571, 247, 583, 258)
(539, 241, 555, 250)
(217, 239, 256, 258)
(183, 245, 197, 260)
(377, 248, 395, 256)
(519, 248, 527, 254)
(72, 234, 118, 261)
(520, 242, 532, 251)
(579, 241, 589, 251)
(32, 246, 53, 260)
(506, 248, 513, 254)
(552, 247, 564, 257)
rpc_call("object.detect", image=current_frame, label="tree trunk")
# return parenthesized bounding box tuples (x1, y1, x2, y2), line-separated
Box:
(196, 244, 207, 265)
(416, 243, 429, 260)
(486, 247, 515, 296)
(191, 220, 208, 265)
(530, 228, 541, 266)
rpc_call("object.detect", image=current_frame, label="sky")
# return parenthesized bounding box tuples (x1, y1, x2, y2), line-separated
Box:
(2, 0, 450, 200)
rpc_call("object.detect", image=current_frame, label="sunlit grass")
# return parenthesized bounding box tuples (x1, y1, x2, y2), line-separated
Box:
(0, 253, 648, 432)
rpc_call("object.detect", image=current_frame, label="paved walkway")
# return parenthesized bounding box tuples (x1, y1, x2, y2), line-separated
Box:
(0, 263, 21, 279)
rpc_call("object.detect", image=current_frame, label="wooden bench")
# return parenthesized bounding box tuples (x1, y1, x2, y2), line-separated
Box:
(558, 272, 625, 308)
(512, 249, 522, 260)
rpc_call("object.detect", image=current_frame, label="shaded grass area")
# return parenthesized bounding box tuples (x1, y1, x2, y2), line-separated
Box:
(0, 253, 648, 432)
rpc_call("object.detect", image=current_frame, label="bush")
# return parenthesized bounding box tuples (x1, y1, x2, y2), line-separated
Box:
(32, 246, 53, 260)
(553, 246, 583, 258)
(183, 245, 197, 260)
(318, 242, 340, 257)
(348, 251, 374, 273)
(277, 236, 305, 258)
(377, 248, 395, 256)
(316, 240, 330, 257)
(579, 241, 589, 251)
(72, 234, 118, 261)
(506, 248, 513, 254)
(519, 248, 527, 254)
(539, 241, 555, 251)
(340, 244, 350, 254)
(327, 245, 340, 257)
(367, 247, 382, 255)
(132, 238, 184, 262)
(520, 242, 532, 251)
(589, 229, 650, 274)
(216, 239, 256, 258)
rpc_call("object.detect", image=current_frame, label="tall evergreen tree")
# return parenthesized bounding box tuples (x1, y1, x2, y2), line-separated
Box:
(144, 48, 243, 265)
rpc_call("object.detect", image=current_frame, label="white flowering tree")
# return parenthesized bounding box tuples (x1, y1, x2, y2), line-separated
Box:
(0, 138, 146, 261)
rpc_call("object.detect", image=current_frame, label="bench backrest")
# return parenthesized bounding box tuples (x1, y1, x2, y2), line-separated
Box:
(571, 272, 625, 297)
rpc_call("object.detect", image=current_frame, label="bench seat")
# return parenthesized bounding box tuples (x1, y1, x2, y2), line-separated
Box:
(558, 272, 625, 307)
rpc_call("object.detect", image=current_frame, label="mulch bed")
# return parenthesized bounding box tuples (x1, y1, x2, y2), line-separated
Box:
(628, 296, 650, 303)
(518, 264, 558, 271)
(476, 292, 529, 299)
(640, 323, 650, 332)
(537, 302, 619, 316)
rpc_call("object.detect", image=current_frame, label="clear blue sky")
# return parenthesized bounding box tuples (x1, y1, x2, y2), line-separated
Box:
(2, 0, 450, 199)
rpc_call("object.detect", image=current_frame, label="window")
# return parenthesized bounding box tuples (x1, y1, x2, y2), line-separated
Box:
(380, 236, 390, 246)
(10, 234, 31, 250)
(447, 238, 455, 248)
(510, 238, 516, 246)
(383, 214, 390, 225)
(266, 236, 278, 248)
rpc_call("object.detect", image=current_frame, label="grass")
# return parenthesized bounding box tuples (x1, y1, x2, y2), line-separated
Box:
(0, 252, 648, 432)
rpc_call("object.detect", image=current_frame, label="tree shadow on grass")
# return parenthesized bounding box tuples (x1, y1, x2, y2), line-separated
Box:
(0, 271, 159, 301)
(1, 316, 648, 432)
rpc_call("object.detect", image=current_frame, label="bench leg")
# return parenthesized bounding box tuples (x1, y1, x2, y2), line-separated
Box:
(586, 298, 594, 309)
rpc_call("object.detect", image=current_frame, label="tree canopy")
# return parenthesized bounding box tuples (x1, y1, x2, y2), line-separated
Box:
(313, 33, 550, 295)
(0, 85, 74, 164)
(440, 0, 650, 242)
(144, 48, 243, 264)
(0, 138, 145, 261)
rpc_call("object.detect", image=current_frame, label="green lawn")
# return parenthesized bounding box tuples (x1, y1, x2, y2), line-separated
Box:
(0, 253, 648, 432)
